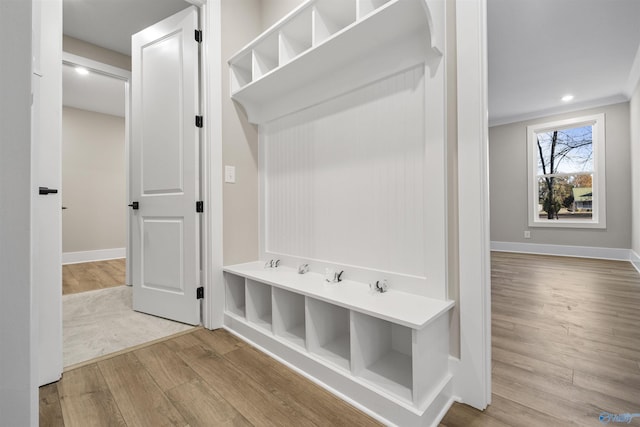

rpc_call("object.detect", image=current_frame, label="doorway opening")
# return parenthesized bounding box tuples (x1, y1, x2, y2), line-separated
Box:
(61, 54, 195, 368)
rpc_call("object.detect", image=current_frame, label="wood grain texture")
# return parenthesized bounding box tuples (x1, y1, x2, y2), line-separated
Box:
(97, 353, 187, 426)
(40, 327, 379, 426)
(56, 364, 126, 427)
(39, 383, 64, 427)
(63, 259, 126, 295)
(44, 252, 640, 426)
(441, 252, 640, 427)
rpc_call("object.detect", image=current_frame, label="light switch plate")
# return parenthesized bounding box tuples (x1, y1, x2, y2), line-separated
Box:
(225, 165, 236, 183)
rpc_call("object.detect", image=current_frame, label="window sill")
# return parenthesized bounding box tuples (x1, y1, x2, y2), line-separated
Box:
(528, 219, 606, 229)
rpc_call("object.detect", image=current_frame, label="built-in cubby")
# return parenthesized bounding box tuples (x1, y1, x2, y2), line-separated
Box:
(312, 0, 356, 45)
(357, 0, 392, 19)
(307, 298, 351, 371)
(279, 8, 313, 65)
(226, 0, 450, 423)
(229, 51, 252, 94)
(252, 33, 279, 79)
(224, 273, 245, 318)
(246, 279, 272, 332)
(222, 264, 453, 425)
(352, 312, 413, 402)
(272, 287, 306, 349)
(228, 0, 437, 123)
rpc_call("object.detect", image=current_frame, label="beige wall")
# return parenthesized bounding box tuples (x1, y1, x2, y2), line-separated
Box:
(631, 82, 640, 262)
(220, 0, 306, 266)
(260, 0, 304, 29)
(489, 102, 632, 249)
(62, 107, 126, 253)
(221, 0, 261, 265)
(63, 35, 131, 70)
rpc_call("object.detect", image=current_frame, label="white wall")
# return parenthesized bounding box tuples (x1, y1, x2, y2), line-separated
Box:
(0, 0, 36, 425)
(631, 82, 640, 271)
(62, 107, 126, 255)
(262, 66, 433, 296)
(489, 102, 632, 250)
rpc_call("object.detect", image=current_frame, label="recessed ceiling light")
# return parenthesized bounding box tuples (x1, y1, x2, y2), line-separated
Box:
(561, 95, 574, 102)
(75, 67, 89, 76)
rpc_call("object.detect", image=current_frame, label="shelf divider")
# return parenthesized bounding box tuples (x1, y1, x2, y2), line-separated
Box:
(246, 279, 273, 332)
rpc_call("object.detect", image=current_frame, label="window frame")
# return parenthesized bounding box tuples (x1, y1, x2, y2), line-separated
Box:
(526, 113, 606, 229)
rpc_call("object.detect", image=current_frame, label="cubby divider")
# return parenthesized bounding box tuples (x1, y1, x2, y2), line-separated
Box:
(224, 273, 246, 318)
(272, 288, 307, 349)
(252, 33, 279, 80)
(246, 279, 273, 332)
(279, 8, 313, 65)
(356, 0, 392, 19)
(229, 52, 252, 93)
(312, 0, 357, 45)
(306, 298, 351, 371)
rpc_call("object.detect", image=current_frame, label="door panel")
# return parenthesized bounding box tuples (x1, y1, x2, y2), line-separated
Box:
(131, 6, 200, 325)
(142, 33, 184, 194)
(142, 219, 184, 292)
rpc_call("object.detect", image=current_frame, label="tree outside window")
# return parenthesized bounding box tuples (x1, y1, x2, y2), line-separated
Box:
(527, 114, 606, 228)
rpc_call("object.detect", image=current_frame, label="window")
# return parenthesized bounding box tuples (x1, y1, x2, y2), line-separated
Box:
(527, 114, 606, 228)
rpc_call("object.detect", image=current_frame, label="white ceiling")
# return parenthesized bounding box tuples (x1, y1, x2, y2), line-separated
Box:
(488, 0, 640, 126)
(62, 0, 640, 127)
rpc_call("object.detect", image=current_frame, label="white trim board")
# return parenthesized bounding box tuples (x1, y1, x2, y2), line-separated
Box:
(491, 241, 633, 262)
(631, 250, 640, 274)
(62, 248, 126, 265)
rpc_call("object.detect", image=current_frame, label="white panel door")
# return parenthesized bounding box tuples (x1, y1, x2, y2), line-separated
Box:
(131, 6, 201, 325)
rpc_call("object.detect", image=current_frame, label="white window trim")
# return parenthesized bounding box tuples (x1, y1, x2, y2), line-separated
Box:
(527, 113, 606, 229)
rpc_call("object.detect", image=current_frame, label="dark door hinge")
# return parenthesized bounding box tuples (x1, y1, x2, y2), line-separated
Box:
(195, 29, 202, 43)
(196, 287, 204, 299)
(195, 115, 203, 128)
(196, 201, 204, 213)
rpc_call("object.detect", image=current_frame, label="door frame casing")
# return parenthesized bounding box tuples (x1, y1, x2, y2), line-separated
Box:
(200, 0, 223, 330)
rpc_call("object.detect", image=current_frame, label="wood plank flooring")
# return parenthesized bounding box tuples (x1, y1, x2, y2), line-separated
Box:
(44, 253, 640, 426)
(40, 329, 382, 426)
(63, 259, 126, 295)
(441, 252, 640, 427)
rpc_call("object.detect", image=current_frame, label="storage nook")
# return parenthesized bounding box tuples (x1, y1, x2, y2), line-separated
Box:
(223, 264, 453, 416)
(226, 0, 451, 425)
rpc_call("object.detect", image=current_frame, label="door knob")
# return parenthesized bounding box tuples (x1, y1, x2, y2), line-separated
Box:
(128, 201, 139, 210)
(39, 187, 58, 195)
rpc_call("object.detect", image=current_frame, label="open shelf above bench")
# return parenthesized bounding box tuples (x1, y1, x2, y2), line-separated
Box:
(228, 0, 440, 124)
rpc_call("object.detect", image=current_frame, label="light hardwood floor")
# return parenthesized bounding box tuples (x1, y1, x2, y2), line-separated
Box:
(63, 259, 126, 295)
(442, 252, 640, 427)
(40, 328, 381, 426)
(43, 253, 640, 426)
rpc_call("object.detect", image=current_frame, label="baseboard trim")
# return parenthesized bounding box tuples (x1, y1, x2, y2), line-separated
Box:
(630, 250, 640, 274)
(491, 241, 632, 262)
(62, 248, 126, 265)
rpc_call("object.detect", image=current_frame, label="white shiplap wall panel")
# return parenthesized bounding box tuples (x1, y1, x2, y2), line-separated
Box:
(264, 66, 426, 279)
